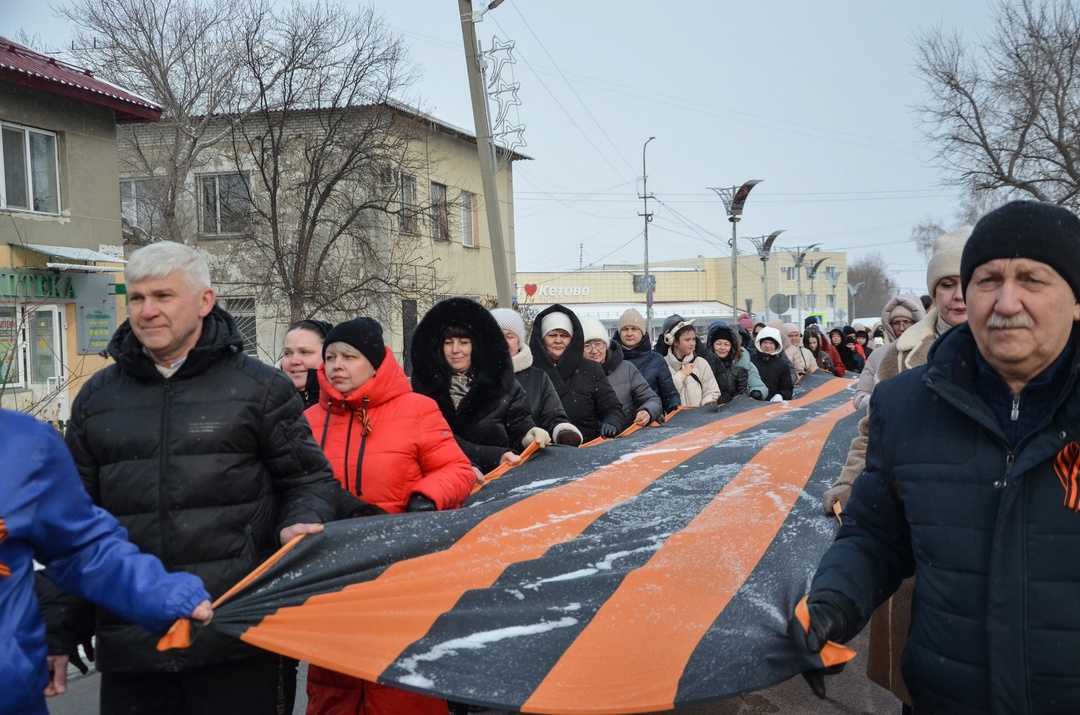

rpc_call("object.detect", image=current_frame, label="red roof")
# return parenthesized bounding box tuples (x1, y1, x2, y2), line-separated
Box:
(0, 37, 161, 123)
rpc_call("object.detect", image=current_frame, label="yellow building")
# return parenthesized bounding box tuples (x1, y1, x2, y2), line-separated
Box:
(0, 38, 156, 423)
(516, 250, 848, 340)
(117, 103, 523, 364)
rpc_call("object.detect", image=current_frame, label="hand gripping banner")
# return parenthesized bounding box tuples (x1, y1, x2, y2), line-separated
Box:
(160, 372, 858, 713)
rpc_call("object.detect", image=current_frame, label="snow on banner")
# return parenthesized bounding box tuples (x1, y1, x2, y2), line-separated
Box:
(160, 372, 859, 713)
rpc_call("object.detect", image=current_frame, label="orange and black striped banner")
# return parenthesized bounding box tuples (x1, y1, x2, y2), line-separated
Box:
(164, 372, 859, 713)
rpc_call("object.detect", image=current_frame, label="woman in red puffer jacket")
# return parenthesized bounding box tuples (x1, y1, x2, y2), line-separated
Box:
(303, 317, 474, 715)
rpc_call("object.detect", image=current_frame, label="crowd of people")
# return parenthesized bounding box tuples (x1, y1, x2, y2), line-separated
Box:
(9, 199, 1080, 715)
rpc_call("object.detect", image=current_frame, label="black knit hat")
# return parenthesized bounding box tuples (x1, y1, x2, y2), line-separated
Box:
(961, 200, 1080, 300)
(323, 317, 385, 368)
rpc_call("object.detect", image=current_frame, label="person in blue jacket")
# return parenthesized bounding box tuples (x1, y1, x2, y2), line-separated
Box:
(2, 409, 211, 715)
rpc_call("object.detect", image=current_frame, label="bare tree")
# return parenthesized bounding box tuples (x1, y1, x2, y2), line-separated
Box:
(61, 0, 263, 246)
(219, 1, 436, 324)
(914, 0, 1080, 211)
(60, 0, 443, 326)
(848, 253, 897, 320)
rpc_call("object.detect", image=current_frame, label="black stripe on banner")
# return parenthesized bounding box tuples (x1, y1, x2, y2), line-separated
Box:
(674, 407, 861, 705)
(378, 386, 854, 709)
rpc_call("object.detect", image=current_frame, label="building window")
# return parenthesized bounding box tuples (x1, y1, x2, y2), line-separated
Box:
(1, 122, 60, 214)
(0, 306, 21, 386)
(781, 266, 797, 281)
(430, 182, 450, 241)
(217, 297, 257, 356)
(786, 294, 797, 310)
(826, 294, 837, 309)
(120, 178, 166, 238)
(397, 173, 418, 234)
(461, 191, 478, 248)
(804, 294, 818, 310)
(199, 173, 251, 235)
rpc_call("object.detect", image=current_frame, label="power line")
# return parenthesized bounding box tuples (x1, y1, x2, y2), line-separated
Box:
(492, 6, 636, 179)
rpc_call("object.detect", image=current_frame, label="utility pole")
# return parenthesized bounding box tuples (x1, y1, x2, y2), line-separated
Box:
(459, 0, 512, 307)
(640, 137, 656, 337)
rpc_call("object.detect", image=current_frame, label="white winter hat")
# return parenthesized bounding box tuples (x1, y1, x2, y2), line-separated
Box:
(540, 312, 574, 338)
(579, 316, 609, 345)
(927, 226, 973, 295)
(756, 326, 783, 352)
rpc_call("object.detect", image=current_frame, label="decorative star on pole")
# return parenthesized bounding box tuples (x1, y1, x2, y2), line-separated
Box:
(483, 36, 517, 89)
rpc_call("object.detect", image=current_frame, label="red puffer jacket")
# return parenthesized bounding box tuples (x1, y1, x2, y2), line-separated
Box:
(304, 347, 472, 715)
(304, 346, 475, 513)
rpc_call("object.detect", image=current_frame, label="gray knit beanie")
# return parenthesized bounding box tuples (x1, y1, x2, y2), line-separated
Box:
(490, 308, 526, 349)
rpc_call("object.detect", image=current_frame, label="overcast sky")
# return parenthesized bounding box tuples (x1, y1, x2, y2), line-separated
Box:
(8, 0, 997, 294)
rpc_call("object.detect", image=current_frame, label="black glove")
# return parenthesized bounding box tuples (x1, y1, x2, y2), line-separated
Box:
(703, 400, 720, 413)
(599, 421, 619, 438)
(750, 390, 764, 401)
(794, 591, 859, 699)
(405, 494, 438, 512)
(335, 489, 389, 520)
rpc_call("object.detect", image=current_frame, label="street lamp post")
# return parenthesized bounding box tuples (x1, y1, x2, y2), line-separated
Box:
(747, 229, 784, 322)
(805, 256, 829, 323)
(785, 243, 821, 327)
(710, 180, 762, 322)
(848, 282, 864, 324)
(640, 137, 656, 338)
(824, 266, 841, 326)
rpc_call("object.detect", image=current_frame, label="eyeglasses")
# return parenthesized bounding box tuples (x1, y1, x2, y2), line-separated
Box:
(890, 318, 914, 330)
(583, 341, 605, 354)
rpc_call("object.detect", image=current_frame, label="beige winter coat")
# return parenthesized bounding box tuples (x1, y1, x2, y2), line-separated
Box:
(663, 351, 721, 407)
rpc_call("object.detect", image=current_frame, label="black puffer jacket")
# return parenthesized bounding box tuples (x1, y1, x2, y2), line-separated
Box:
(511, 345, 581, 445)
(705, 324, 749, 405)
(598, 338, 662, 427)
(61, 306, 338, 673)
(812, 323, 1080, 714)
(618, 338, 680, 414)
(751, 350, 794, 400)
(410, 298, 536, 473)
(529, 305, 622, 442)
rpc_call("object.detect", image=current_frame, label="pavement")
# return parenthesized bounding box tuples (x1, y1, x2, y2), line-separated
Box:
(47, 629, 899, 715)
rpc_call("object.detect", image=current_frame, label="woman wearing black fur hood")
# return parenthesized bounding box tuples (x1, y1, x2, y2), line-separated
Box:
(410, 298, 550, 474)
(527, 304, 624, 442)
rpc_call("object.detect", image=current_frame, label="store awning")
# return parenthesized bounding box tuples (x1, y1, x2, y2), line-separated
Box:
(12, 243, 126, 264)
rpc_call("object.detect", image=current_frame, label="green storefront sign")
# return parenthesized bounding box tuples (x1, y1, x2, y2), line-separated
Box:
(0, 272, 77, 300)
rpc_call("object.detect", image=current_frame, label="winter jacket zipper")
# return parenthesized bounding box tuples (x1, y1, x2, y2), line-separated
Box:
(158, 379, 173, 566)
(354, 397, 370, 496)
(342, 407, 355, 493)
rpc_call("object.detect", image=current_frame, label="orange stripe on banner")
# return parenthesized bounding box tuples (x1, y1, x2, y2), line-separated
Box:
(156, 534, 306, 651)
(522, 400, 855, 715)
(471, 442, 542, 495)
(237, 380, 853, 682)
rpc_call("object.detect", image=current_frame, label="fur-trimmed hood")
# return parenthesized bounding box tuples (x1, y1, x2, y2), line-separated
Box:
(706, 322, 741, 364)
(409, 297, 516, 425)
(599, 338, 624, 376)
